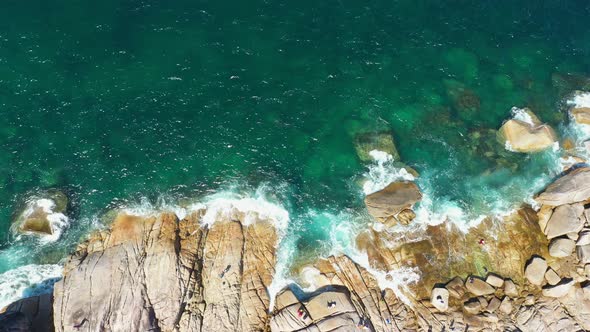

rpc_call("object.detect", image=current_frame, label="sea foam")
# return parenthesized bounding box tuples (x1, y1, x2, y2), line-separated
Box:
(0, 264, 62, 309)
(363, 150, 415, 195)
(511, 106, 536, 126)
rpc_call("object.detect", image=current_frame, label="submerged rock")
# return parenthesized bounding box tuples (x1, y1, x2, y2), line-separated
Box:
(536, 167, 590, 206)
(364, 181, 422, 224)
(497, 108, 557, 153)
(353, 130, 399, 162)
(12, 190, 68, 237)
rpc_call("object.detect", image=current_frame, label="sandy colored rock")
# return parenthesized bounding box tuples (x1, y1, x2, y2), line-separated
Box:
(536, 167, 590, 206)
(465, 276, 495, 296)
(577, 230, 590, 246)
(542, 278, 575, 298)
(572, 107, 590, 125)
(577, 244, 590, 264)
(537, 205, 553, 233)
(486, 274, 504, 288)
(12, 190, 68, 236)
(498, 116, 557, 153)
(431, 287, 449, 312)
(525, 256, 547, 286)
(544, 204, 584, 239)
(396, 208, 416, 225)
(583, 284, 590, 300)
(463, 298, 481, 315)
(52, 210, 278, 332)
(445, 276, 465, 299)
(504, 280, 519, 297)
(499, 297, 512, 314)
(544, 268, 561, 285)
(364, 181, 422, 222)
(486, 297, 501, 313)
(548, 237, 576, 257)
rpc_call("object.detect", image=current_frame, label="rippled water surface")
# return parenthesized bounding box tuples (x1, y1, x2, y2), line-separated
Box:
(1, 1, 590, 284)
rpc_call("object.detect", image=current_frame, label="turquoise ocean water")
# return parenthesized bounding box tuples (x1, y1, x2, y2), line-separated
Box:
(1, 0, 590, 304)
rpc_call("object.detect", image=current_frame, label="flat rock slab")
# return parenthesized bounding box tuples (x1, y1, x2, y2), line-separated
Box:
(536, 167, 590, 206)
(364, 181, 422, 221)
(542, 279, 575, 298)
(465, 277, 495, 296)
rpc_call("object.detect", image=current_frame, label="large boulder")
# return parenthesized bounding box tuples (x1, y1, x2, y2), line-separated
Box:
(465, 276, 495, 296)
(524, 256, 547, 286)
(364, 181, 422, 224)
(548, 237, 576, 257)
(536, 168, 590, 206)
(542, 279, 575, 298)
(12, 191, 68, 238)
(544, 204, 585, 239)
(498, 109, 557, 153)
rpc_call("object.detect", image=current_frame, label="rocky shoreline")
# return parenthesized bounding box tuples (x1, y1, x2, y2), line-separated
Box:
(4, 95, 590, 331)
(3, 163, 590, 331)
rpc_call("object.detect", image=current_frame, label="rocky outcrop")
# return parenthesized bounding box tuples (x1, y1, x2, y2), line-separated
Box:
(497, 109, 557, 153)
(12, 191, 68, 237)
(364, 181, 422, 225)
(0, 294, 53, 332)
(52, 209, 278, 332)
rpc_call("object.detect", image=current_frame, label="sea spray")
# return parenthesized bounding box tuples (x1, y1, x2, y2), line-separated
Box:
(0, 264, 62, 309)
(362, 150, 415, 195)
(323, 210, 420, 305)
(119, 183, 293, 312)
(565, 91, 590, 153)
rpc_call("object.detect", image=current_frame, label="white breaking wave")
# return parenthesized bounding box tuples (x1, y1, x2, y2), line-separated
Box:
(565, 91, 590, 147)
(568, 91, 590, 108)
(122, 186, 289, 236)
(511, 107, 536, 126)
(0, 264, 62, 309)
(363, 149, 415, 195)
(119, 185, 292, 312)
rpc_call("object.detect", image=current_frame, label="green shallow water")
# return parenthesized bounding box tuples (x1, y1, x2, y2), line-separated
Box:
(0, 1, 589, 280)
